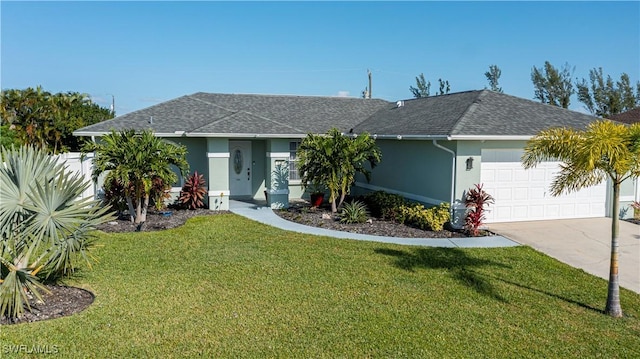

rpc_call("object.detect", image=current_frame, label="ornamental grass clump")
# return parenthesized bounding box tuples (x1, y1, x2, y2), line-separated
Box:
(339, 200, 370, 224)
(0, 145, 114, 319)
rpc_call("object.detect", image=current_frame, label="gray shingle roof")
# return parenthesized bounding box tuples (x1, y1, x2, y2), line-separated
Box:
(352, 90, 600, 138)
(75, 90, 601, 139)
(610, 107, 640, 124)
(74, 92, 391, 137)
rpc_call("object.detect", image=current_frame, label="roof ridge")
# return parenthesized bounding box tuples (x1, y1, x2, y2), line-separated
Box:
(195, 91, 391, 102)
(449, 90, 487, 136)
(188, 94, 305, 134)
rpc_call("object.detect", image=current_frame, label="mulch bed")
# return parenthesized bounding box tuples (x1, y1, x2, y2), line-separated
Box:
(96, 208, 227, 233)
(274, 201, 467, 238)
(0, 285, 95, 325)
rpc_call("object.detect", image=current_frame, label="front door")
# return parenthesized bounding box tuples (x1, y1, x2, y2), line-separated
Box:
(229, 141, 252, 197)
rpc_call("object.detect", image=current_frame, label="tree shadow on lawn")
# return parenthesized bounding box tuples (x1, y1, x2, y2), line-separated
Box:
(375, 247, 510, 302)
(481, 272, 605, 314)
(375, 247, 604, 313)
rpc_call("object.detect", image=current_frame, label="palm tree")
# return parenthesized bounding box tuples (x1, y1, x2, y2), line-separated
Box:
(0, 145, 114, 319)
(82, 130, 189, 223)
(522, 120, 640, 317)
(298, 128, 381, 213)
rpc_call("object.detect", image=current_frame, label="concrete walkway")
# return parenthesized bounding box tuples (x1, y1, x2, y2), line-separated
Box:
(489, 218, 640, 294)
(229, 200, 519, 248)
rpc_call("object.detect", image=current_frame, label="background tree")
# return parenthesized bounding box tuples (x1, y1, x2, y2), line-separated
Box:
(410, 73, 452, 98)
(297, 128, 381, 213)
(0, 87, 114, 153)
(531, 61, 574, 108)
(522, 120, 640, 318)
(485, 64, 503, 93)
(437, 79, 450, 96)
(410, 73, 431, 98)
(0, 145, 113, 319)
(82, 130, 189, 224)
(576, 68, 640, 118)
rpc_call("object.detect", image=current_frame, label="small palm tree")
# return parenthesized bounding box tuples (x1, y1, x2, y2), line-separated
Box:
(0, 145, 114, 319)
(297, 128, 381, 213)
(83, 130, 189, 223)
(522, 120, 640, 317)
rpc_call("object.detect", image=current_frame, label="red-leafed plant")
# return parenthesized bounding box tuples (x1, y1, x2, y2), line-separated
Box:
(179, 171, 207, 209)
(464, 183, 494, 236)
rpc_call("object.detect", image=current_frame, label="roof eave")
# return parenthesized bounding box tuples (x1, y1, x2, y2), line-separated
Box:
(449, 135, 533, 141)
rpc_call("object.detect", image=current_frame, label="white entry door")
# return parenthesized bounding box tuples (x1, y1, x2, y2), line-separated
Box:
(229, 141, 252, 197)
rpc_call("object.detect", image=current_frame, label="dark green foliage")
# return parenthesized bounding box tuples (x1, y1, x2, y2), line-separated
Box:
(410, 73, 451, 98)
(363, 191, 407, 220)
(339, 200, 369, 224)
(102, 177, 131, 215)
(576, 68, 640, 118)
(0, 86, 114, 153)
(410, 73, 430, 98)
(179, 171, 207, 210)
(485, 64, 503, 93)
(531, 61, 574, 108)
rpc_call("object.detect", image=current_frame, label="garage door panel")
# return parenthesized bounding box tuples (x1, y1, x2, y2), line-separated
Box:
(481, 149, 606, 223)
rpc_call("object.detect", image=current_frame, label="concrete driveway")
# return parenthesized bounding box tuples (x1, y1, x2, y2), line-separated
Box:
(489, 218, 640, 294)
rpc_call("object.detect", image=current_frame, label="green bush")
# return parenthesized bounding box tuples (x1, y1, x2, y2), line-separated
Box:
(339, 200, 370, 224)
(363, 191, 407, 220)
(396, 202, 451, 231)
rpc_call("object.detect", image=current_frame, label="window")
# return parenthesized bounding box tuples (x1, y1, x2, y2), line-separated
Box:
(289, 141, 301, 181)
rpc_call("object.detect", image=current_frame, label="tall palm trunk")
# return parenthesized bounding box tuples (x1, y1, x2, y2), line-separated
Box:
(605, 181, 623, 317)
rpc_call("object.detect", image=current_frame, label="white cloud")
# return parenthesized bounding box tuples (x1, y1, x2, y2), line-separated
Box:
(336, 91, 350, 97)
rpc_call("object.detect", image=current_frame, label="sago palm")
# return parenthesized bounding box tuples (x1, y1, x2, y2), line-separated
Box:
(0, 145, 114, 319)
(522, 120, 640, 317)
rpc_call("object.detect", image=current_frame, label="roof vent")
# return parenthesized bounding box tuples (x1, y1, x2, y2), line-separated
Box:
(396, 100, 404, 108)
(148, 116, 154, 124)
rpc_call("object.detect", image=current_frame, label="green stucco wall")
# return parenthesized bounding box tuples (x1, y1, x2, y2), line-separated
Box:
(355, 139, 454, 205)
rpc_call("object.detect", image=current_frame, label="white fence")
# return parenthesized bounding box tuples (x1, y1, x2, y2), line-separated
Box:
(54, 152, 96, 200)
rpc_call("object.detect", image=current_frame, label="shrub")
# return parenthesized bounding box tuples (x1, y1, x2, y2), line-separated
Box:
(363, 191, 407, 220)
(339, 200, 370, 224)
(464, 183, 495, 236)
(102, 177, 131, 215)
(103, 176, 169, 214)
(0, 146, 113, 319)
(179, 171, 207, 210)
(150, 176, 171, 211)
(396, 202, 451, 231)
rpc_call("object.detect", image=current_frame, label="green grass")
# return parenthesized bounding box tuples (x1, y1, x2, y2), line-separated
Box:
(1, 214, 639, 358)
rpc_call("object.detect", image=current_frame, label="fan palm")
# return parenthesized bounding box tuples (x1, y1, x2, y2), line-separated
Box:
(0, 145, 114, 319)
(522, 120, 640, 317)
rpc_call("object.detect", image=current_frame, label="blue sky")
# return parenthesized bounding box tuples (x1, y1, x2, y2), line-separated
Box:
(2, 1, 639, 115)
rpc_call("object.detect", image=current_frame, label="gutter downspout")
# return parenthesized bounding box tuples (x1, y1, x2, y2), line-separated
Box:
(432, 139, 457, 224)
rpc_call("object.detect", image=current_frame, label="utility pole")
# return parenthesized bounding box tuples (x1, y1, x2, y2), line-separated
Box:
(367, 69, 372, 99)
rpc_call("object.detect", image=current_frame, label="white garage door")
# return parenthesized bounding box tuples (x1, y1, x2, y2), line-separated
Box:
(480, 149, 607, 223)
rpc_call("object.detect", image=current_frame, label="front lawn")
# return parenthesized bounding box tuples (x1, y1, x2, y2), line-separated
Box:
(1, 214, 639, 358)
